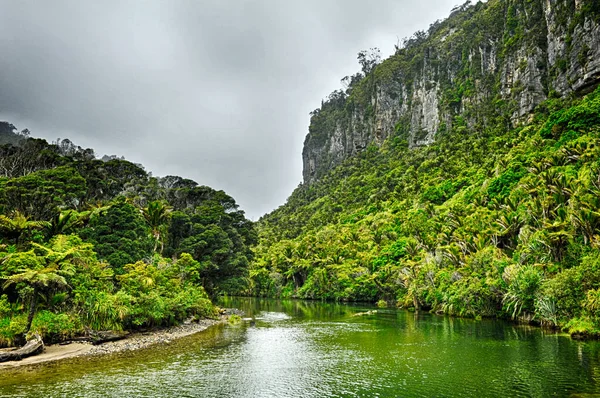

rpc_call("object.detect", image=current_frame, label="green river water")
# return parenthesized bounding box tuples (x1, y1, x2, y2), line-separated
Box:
(1, 298, 600, 397)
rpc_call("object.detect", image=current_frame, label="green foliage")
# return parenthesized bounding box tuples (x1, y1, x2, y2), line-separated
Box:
(540, 87, 600, 139)
(253, 82, 600, 335)
(228, 314, 242, 325)
(1, 167, 87, 220)
(81, 291, 128, 331)
(165, 190, 257, 296)
(583, 289, 600, 319)
(487, 166, 526, 200)
(563, 317, 600, 338)
(142, 200, 172, 253)
(80, 198, 153, 274)
(0, 295, 11, 318)
(422, 180, 458, 205)
(45, 210, 84, 239)
(0, 315, 26, 347)
(376, 299, 388, 308)
(173, 253, 206, 285)
(0, 211, 48, 247)
(116, 261, 217, 328)
(30, 310, 82, 344)
(538, 252, 600, 324)
(502, 264, 543, 319)
(440, 275, 501, 318)
(0, 234, 222, 342)
(0, 131, 254, 346)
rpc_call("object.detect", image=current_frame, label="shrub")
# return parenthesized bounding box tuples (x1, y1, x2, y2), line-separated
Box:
(502, 264, 542, 319)
(30, 310, 82, 344)
(0, 315, 27, 347)
(488, 165, 526, 200)
(0, 295, 11, 318)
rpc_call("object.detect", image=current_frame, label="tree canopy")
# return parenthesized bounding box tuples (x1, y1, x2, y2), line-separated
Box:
(0, 132, 255, 345)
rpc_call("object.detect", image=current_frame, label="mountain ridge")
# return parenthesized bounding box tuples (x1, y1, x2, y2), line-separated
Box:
(303, 0, 600, 184)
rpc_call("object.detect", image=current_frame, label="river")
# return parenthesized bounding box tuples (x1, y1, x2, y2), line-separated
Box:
(1, 298, 600, 397)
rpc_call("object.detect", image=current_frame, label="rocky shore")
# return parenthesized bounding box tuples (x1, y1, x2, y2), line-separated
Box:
(0, 317, 226, 369)
(86, 317, 223, 356)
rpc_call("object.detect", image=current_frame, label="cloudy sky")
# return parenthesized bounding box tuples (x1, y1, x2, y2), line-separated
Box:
(0, 0, 461, 219)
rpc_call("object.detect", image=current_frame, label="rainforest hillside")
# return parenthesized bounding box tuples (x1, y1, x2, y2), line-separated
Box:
(252, 0, 600, 337)
(0, 126, 256, 346)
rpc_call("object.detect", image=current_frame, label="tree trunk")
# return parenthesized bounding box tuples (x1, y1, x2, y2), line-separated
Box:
(413, 295, 421, 311)
(152, 230, 161, 253)
(24, 291, 38, 334)
(0, 334, 44, 362)
(89, 330, 129, 345)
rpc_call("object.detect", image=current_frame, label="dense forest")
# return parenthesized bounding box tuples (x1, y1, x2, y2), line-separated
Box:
(253, 80, 600, 337)
(3, 0, 600, 348)
(0, 122, 256, 346)
(251, 0, 600, 337)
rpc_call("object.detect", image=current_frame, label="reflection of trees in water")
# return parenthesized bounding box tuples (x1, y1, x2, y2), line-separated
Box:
(218, 297, 600, 394)
(422, 312, 547, 342)
(219, 297, 359, 320)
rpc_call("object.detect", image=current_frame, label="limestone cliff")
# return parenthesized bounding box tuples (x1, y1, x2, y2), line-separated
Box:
(302, 0, 600, 184)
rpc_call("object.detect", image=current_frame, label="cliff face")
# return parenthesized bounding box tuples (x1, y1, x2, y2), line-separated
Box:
(302, 0, 600, 184)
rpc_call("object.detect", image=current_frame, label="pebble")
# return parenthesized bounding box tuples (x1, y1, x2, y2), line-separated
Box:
(83, 317, 225, 357)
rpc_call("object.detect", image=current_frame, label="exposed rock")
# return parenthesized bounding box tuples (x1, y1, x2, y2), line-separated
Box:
(302, 0, 600, 184)
(351, 310, 378, 317)
(220, 308, 245, 316)
(410, 78, 440, 147)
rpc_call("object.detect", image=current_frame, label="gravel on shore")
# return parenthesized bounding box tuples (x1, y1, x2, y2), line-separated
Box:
(87, 317, 224, 356)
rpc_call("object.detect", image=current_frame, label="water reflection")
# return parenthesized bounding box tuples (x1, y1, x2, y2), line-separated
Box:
(0, 298, 599, 397)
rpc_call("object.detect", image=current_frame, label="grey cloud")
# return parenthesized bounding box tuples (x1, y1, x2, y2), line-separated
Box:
(0, 0, 460, 219)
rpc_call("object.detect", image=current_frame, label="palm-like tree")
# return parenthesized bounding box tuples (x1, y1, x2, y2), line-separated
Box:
(570, 204, 600, 245)
(399, 257, 427, 311)
(495, 212, 524, 250)
(141, 201, 172, 253)
(75, 202, 111, 227)
(0, 211, 48, 246)
(3, 266, 69, 333)
(1, 236, 90, 334)
(44, 210, 85, 238)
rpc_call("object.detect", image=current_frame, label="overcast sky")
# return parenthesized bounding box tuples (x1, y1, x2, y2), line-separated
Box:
(0, 0, 462, 219)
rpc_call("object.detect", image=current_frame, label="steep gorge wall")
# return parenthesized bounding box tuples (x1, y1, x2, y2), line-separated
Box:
(302, 0, 600, 184)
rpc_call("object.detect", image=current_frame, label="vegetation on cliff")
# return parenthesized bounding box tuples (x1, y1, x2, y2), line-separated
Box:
(303, 0, 600, 182)
(254, 83, 600, 335)
(252, 0, 600, 337)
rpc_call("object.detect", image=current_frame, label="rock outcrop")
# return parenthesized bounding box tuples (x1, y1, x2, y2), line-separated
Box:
(302, 0, 600, 184)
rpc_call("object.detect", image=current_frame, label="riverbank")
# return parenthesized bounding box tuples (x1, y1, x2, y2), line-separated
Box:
(0, 317, 224, 369)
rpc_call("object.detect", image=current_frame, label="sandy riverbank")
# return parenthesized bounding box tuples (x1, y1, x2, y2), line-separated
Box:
(0, 317, 224, 369)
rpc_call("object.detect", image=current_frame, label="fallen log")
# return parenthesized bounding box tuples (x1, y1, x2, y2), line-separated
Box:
(0, 335, 44, 363)
(64, 331, 129, 345)
(90, 330, 129, 345)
